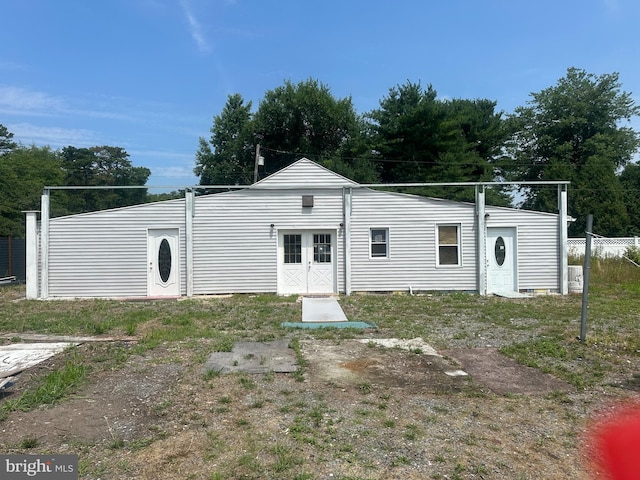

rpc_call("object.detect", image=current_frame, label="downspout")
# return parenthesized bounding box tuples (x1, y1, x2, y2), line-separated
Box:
(558, 184, 569, 295)
(40, 189, 50, 299)
(476, 185, 487, 296)
(343, 187, 352, 296)
(185, 189, 194, 297)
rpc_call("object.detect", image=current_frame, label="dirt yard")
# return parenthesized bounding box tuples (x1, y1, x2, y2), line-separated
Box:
(0, 335, 626, 479)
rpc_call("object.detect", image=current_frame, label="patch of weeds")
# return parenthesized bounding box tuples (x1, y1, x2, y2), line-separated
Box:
(309, 404, 326, 427)
(391, 455, 411, 467)
(235, 418, 250, 427)
(202, 368, 221, 380)
(251, 399, 265, 408)
(129, 437, 155, 451)
(271, 444, 304, 473)
(116, 459, 132, 473)
(383, 419, 396, 428)
(0, 349, 86, 421)
(212, 335, 236, 352)
(125, 322, 137, 336)
(289, 337, 307, 382)
(152, 399, 174, 415)
(471, 463, 489, 475)
(263, 370, 275, 382)
(109, 437, 125, 449)
(219, 395, 232, 404)
(238, 375, 256, 390)
(237, 452, 262, 473)
(87, 320, 112, 335)
(432, 404, 449, 414)
(451, 462, 467, 479)
(293, 473, 315, 480)
(358, 382, 372, 394)
(545, 390, 573, 404)
(355, 407, 372, 417)
(19, 437, 39, 449)
(404, 423, 421, 441)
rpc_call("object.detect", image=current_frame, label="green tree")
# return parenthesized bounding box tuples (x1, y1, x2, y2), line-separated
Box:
(368, 81, 509, 203)
(0, 123, 18, 155)
(194, 93, 255, 186)
(504, 68, 640, 236)
(620, 162, 640, 235)
(61, 146, 151, 213)
(0, 145, 64, 237)
(252, 78, 362, 179)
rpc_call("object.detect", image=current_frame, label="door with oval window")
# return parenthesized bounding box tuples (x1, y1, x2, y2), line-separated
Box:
(147, 228, 180, 296)
(486, 227, 517, 294)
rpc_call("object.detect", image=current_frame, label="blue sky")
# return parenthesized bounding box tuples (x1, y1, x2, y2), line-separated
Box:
(1, 0, 639, 189)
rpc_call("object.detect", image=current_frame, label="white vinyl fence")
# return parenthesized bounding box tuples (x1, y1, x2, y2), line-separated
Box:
(567, 237, 640, 258)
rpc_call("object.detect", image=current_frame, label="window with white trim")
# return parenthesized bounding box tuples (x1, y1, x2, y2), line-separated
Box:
(437, 224, 461, 266)
(370, 228, 388, 258)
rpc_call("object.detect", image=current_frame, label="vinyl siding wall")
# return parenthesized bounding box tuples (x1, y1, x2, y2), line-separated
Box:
(192, 188, 345, 294)
(350, 190, 478, 292)
(41, 184, 561, 298)
(47, 200, 186, 297)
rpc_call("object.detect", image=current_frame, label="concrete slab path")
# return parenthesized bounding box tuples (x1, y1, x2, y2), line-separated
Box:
(301, 297, 348, 322)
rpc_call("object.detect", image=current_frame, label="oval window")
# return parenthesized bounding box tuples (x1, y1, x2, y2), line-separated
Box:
(158, 239, 172, 283)
(494, 236, 506, 267)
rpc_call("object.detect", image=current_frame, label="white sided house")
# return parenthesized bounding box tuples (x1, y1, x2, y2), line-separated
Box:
(25, 158, 570, 299)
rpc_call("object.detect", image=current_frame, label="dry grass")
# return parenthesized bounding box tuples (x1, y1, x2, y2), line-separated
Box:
(0, 259, 638, 479)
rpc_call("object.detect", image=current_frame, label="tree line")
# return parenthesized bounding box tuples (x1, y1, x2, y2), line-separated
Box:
(0, 135, 161, 236)
(196, 68, 640, 237)
(2, 67, 640, 238)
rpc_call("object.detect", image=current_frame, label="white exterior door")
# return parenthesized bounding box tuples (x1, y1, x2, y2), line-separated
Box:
(278, 231, 336, 295)
(486, 227, 517, 294)
(147, 228, 180, 296)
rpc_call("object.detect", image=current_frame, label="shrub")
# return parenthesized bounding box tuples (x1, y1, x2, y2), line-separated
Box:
(623, 245, 640, 265)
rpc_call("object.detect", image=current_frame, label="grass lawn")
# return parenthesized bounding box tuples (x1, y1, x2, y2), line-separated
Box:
(0, 256, 638, 479)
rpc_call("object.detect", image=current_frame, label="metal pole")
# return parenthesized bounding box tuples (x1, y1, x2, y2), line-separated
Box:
(579, 214, 593, 343)
(253, 144, 261, 184)
(7, 236, 12, 277)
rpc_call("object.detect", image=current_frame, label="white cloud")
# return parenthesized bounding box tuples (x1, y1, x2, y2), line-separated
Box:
(152, 165, 197, 178)
(180, 0, 211, 53)
(8, 122, 97, 147)
(0, 85, 64, 114)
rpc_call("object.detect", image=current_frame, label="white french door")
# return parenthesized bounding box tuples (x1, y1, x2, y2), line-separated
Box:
(278, 230, 336, 295)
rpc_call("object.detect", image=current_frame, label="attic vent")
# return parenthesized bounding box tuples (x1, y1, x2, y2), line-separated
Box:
(302, 195, 314, 208)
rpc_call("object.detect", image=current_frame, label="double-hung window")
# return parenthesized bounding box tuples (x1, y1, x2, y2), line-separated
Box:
(437, 224, 461, 266)
(370, 228, 389, 258)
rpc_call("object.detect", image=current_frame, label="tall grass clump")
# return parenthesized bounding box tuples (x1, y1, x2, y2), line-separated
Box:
(0, 348, 87, 421)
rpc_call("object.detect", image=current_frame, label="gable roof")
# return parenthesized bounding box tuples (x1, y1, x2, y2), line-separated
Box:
(252, 158, 359, 189)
